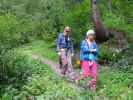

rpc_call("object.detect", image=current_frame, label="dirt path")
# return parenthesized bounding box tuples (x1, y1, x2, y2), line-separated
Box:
(31, 53, 82, 91)
(32, 53, 62, 76)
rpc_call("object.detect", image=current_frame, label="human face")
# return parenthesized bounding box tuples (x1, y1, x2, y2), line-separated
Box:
(87, 34, 95, 42)
(64, 28, 70, 36)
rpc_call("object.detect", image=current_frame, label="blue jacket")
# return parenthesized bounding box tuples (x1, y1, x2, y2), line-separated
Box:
(57, 33, 74, 53)
(80, 40, 98, 61)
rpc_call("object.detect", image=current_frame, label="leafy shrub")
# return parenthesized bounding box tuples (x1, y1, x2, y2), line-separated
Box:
(0, 50, 34, 84)
(103, 13, 125, 29)
(63, 0, 93, 45)
(0, 0, 66, 42)
(0, 50, 39, 99)
(112, 51, 133, 73)
(0, 14, 21, 50)
(96, 68, 133, 99)
(99, 44, 121, 62)
(0, 50, 82, 99)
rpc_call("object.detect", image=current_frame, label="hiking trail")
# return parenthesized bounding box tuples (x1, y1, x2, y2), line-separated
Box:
(31, 53, 83, 91)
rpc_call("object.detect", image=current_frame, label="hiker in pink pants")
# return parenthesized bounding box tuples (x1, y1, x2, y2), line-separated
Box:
(81, 61, 97, 91)
(81, 61, 97, 80)
(78, 30, 99, 91)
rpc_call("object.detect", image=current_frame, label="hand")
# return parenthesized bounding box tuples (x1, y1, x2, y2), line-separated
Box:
(60, 48, 65, 51)
(90, 49, 96, 52)
(88, 61, 93, 66)
(71, 53, 74, 57)
(58, 52, 61, 56)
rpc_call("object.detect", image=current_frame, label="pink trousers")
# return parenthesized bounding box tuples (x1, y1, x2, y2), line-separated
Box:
(81, 61, 98, 90)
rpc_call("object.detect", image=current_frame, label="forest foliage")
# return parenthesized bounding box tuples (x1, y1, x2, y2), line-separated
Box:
(0, 0, 132, 46)
(0, 0, 133, 99)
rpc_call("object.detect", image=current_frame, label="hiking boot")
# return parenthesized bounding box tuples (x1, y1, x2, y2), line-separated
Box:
(87, 80, 96, 92)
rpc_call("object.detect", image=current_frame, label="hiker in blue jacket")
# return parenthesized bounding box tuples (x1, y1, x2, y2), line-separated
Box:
(57, 26, 74, 75)
(79, 30, 99, 91)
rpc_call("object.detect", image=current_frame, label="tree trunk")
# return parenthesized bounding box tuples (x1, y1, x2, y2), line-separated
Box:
(92, 0, 109, 41)
(108, 0, 112, 13)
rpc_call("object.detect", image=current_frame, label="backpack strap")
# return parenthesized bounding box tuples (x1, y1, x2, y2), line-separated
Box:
(86, 39, 91, 50)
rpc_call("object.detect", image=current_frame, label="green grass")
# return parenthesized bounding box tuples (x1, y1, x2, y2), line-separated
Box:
(17, 40, 58, 61)
(2, 40, 133, 100)
(16, 40, 133, 99)
(20, 62, 82, 100)
(1, 49, 84, 100)
(97, 67, 133, 99)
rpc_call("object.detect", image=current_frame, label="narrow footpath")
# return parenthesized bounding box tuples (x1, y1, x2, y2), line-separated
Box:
(31, 53, 83, 92)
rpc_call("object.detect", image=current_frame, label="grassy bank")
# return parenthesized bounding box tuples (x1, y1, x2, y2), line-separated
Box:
(18, 40, 133, 99)
(1, 40, 133, 100)
(1, 47, 83, 100)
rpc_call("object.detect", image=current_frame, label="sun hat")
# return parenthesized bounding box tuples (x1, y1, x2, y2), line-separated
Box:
(86, 29, 95, 36)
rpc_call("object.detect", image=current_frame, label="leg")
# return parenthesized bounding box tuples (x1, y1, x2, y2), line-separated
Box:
(59, 56, 62, 69)
(67, 51, 73, 73)
(75, 61, 90, 83)
(81, 61, 90, 79)
(60, 50, 68, 75)
(89, 61, 98, 91)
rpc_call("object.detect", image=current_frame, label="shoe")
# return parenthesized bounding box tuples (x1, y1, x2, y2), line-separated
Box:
(74, 77, 80, 84)
(88, 80, 96, 92)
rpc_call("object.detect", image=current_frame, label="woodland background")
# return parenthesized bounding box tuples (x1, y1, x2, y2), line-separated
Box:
(0, 0, 133, 99)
